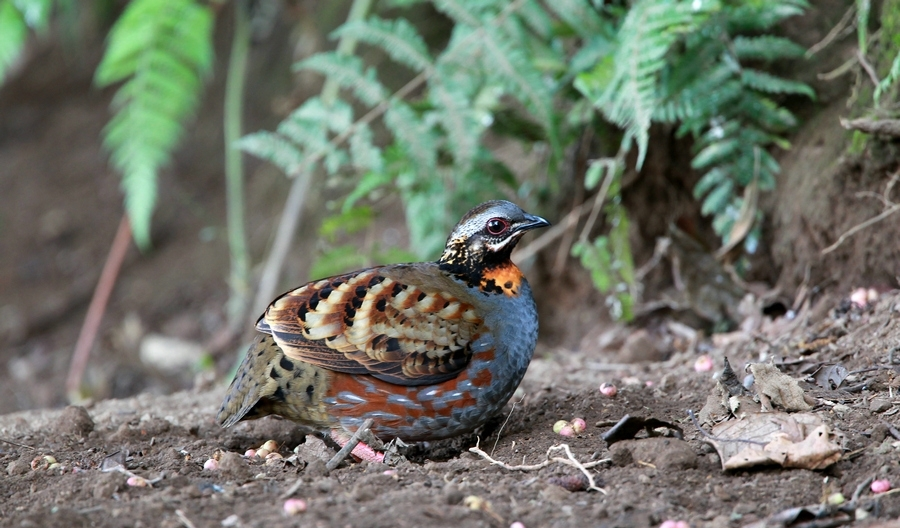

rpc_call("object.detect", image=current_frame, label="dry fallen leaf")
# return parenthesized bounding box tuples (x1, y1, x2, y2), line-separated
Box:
(706, 412, 841, 471)
(750, 363, 812, 412)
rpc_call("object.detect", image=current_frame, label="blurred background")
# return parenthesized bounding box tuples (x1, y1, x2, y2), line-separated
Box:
(1, 0, 898, 413)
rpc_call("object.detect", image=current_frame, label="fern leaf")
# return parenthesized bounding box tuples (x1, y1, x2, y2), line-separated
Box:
(477, 29, 558, 152)
(732, 35, 805, 61)
(701, 179, 734, 216)
(727, 0, 807, 32)
(875, 50, 900, 104)
(95, 0, 213, 247)
(238, 131, 305, 176)
(692, 139, 739, 170)
(432, 0, 484, 27)
(384, 100, 438, 172)
(740, 69, 814, 98)
(591, 0, 717, 167)
(429, 77, 483, 171)
(295, 52, 388, 106)
(0, 1, 28, 85)
(333, 16, 433, 73)
(545, 0, 606, 37)
(348, 123, 383, 173)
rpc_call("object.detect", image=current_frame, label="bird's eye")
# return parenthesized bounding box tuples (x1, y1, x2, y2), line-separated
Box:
(485, 218, 509, 236)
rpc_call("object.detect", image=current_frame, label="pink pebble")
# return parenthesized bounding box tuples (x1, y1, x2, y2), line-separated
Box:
(244, 449, 256, 458)
(283, 498, 307, 515)
(599, 383, 617, 397)
(510, 523, 526, 528)
(203, 458, 219, 471)
(558, 425, 575, 437)
(660, 521, 689, 528)
(694, 355, 713, 372)
(871, 479, 891, 494)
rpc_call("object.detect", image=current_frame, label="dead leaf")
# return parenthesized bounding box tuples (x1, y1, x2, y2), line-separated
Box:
(706, 412, 841, 471)
(750, 363, 812, 412)
(812, 364, 849, 390)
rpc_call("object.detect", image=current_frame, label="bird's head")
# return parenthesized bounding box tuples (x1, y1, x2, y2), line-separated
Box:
(438, 200, 550, 288)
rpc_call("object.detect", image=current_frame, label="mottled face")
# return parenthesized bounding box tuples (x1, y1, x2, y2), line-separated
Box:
(439, 200, 550, 272)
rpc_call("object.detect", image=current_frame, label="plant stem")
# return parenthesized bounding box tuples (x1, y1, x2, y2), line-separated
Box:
(251, 0, 373, 318)
(224, 0, 251, 330)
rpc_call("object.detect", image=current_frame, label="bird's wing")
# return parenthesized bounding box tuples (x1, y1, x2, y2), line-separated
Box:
(258, 265, 485, 386)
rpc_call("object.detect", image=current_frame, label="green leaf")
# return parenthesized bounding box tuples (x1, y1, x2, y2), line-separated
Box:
(294, 52, 388, 106)
(0, 1, 28, 85)
(732, 35, 805, 61)
(319, 206, 375, 241)
(701, 179, 734, 216)
(333, 16, 433, 73)
(740, 69, 815, 98)
(692, 139, 739, 170)
(237, 131, 305, 176)
(95, 0, 214, 247)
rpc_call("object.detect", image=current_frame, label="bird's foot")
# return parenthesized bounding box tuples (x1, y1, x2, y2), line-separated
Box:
(329, 430, 385, 463)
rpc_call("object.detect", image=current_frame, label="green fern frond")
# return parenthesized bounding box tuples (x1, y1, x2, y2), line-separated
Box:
(348, 123, 384, 173)
(0, 1, 28, 85)
(429, 77, 485, 170)
(545, 0, 605, 37)
(432, 0, 485, 27)
(384, 100, 438, 172)
(589, 0, 717, 167)
(477, 29, 559, 152)
(727, 0, 807, 31)
(237, 131, 305, 176)
(732, 35, 805, 61)
(875, 50, 900, 104)
(0, 0, 53, 85)
(295, 52, 388, 106)
(95, 0, 213, 248)
(334, 16, 433, 73)
(740, 69, 815, 98)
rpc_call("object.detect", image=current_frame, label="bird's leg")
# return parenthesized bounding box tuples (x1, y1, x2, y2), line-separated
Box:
(329, 429, 385, 463)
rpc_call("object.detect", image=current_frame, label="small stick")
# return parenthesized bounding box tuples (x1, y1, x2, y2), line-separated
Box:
(279, 477, 305, 500)
(66, 215, 132, 400)
(175, 509, 198, 528)
(326, 418, 374, 472)
(491, 392, 524, 457)
(469, 439, 609, 493)
(0, 438, 34, 450)
(821, 203, 900, 254)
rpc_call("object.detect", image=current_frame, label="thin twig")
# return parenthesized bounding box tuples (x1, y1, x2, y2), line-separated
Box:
(821, 203, 900, 254)
(175, 509, 198, 528)
(856, 49, 880, 86)
(469, 438, 609, 493)
(806, 5, 856, 58)
(576, 162, 618, 245)
(0, 438, 34, 450)
(326, 418, 374, 472)
(66, 215, 132, 401)
(491, 393, 524, 457)
(279, 477, 304, 499)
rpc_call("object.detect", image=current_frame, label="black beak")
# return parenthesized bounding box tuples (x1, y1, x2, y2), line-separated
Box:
(514, 213, 551, 233)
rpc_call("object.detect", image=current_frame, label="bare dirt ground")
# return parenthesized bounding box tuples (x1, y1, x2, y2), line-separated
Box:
(2, 290, 900, 527)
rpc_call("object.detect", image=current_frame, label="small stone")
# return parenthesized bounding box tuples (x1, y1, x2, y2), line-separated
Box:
(7, 458, 30, 476)
(203, 459, 219, 471)
(870, 399, 892, 413)
(55, 406, 95, 437)
(139, 334, 206, 372)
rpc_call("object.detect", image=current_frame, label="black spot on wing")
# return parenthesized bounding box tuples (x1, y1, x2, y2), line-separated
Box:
(272, 386, 286, 402)
(270, 367, 281, 379)
(279, 356, 294, 371)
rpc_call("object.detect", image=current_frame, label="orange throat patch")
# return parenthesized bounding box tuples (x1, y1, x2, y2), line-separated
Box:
(479, 262, 524, 296)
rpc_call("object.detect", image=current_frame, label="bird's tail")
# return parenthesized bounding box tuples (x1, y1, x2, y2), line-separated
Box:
(216, 335, 283, 427)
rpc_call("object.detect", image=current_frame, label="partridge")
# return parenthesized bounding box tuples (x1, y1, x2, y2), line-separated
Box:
(216, 200, 549, 449)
